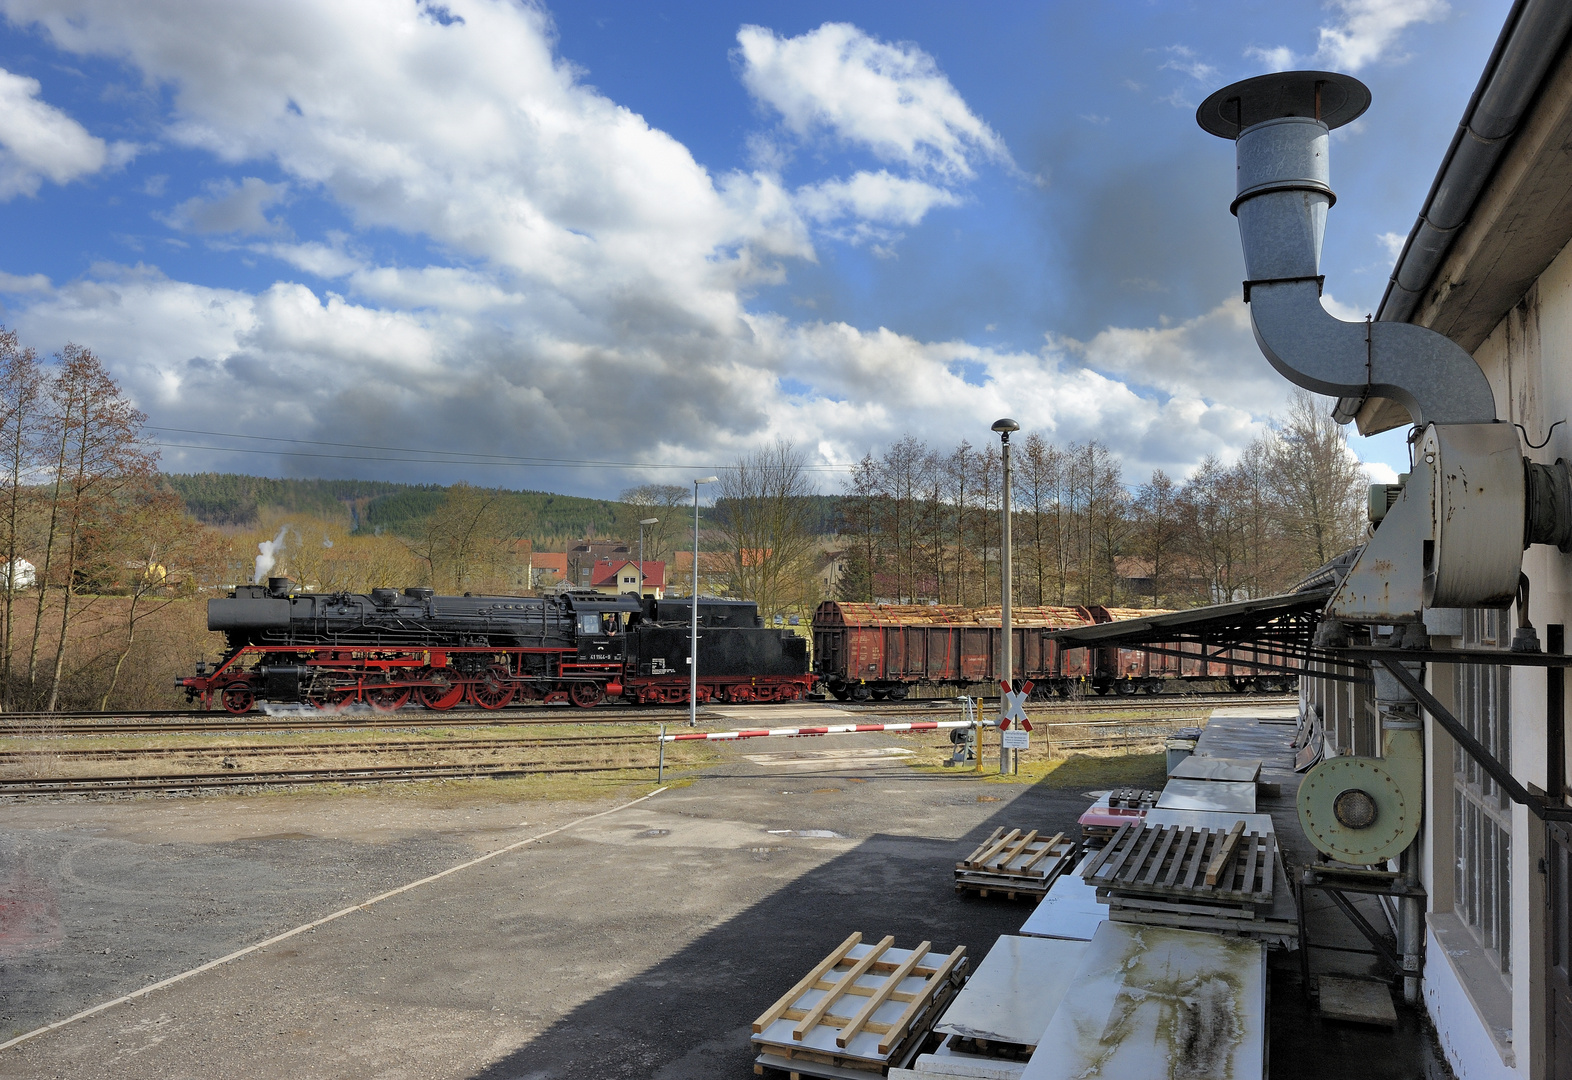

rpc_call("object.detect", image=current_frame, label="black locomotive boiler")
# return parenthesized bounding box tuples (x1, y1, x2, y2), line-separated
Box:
(179, 577, 813, 713)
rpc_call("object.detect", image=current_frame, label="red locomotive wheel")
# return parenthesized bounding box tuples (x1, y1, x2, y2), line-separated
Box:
(568, 682, 604, 708)
(416, 682, 465, 710)
(367, 687, 411, 712)
(468, 668, 516, 710)
(221, 684, 255, 714)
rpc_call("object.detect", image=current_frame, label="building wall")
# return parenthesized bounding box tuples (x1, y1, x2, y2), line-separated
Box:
(1418, 231, 1572, 1078)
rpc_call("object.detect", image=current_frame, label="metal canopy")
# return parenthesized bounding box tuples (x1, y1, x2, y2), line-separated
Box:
(1044, 586, 1348, 677)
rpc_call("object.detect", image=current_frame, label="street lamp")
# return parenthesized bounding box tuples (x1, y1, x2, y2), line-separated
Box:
(690, 477, 718, 726)
(992, 418, 1019, 773)
(638, 517, 659, 597)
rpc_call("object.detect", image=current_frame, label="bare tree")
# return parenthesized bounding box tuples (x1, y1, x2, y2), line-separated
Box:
(1179, 456, 1248, 603)
(401, 483, 510, 593)
(86, 483, 229, 709)
(1270, 389, 1366, 570)
(1133, 470, 1181, 607)
(715, 441, 818, 621)
(27, 347, 156, 711)
(620, 483, 689, 562)
(1014, 433, 1059, 606)
(838, 454, 883, 601)
(0, 330, 43, 709)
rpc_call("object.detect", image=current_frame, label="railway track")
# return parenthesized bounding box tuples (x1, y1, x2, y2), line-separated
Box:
(0, 693, 1291, 737)
(0, 698, 1281, 796)
(0, 731, 654, 763)
(0, 758, 660, 796)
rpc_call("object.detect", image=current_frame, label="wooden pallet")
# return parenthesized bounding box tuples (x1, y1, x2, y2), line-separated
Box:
(953, 827, 1077, 900)
(752, 933, 967, 1074)
(1079, 820, 1275, 910)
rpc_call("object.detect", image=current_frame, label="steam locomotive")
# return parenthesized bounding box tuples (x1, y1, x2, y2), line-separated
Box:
(178, 577, 813, 713)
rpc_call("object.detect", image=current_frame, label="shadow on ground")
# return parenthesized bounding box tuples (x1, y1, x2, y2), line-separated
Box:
(470, 750, 1451, 1080)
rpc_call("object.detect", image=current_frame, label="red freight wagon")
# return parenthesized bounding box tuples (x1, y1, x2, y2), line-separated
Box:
(811, 601, 1093, 701)
(812, 601, 1299, 699)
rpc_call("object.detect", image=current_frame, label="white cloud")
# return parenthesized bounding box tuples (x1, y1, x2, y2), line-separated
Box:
(736, 22, 1009, 180)
(1054, 298, 1285, 418)
(166, 176, 288, 234)
(253, 236, 360, 278)
(1159, 45, 1218, 83)
(1377, 230, 1407, 260)
(0, 1, 1279, 492)
(1316, 0, 1449, 72)
(795, 171, 960, 226)
(0, 67, 130, 198)
(1362, 460, 1400, 484)
(1244, 45, 1296, 72)
(0, 271, 52, 293)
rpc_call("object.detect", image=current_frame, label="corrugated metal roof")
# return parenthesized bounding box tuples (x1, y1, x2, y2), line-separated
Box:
(1046, 588, 1332, 646)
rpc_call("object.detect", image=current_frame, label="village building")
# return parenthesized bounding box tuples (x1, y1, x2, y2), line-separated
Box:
(586, 559, 664, 599)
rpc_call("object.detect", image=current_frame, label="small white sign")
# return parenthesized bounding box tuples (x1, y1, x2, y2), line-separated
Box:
(1001, 730, 1030, 750)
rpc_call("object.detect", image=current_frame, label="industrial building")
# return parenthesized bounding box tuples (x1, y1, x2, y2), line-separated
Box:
(1209, 5, 1572, 1075)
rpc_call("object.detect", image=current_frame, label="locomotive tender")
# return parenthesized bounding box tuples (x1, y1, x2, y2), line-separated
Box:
(811, 600, 1299, 700)
(180, 577, 812, 713)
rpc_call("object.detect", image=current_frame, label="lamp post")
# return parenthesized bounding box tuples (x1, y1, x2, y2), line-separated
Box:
(638, 517, 659, 597)
(690, 477, 718, 726)
(992, 418, 1019, 773)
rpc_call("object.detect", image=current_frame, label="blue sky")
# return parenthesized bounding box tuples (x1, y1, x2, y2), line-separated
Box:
(0, 0, 1510, 495)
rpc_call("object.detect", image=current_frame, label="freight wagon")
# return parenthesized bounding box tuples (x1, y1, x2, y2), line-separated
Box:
(811, 601, 1298, 699)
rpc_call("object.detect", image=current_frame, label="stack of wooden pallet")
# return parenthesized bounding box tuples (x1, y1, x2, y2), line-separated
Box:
(1080, 819, 1294, 940)
(953, 828, 1078, 901)
(753, 932, 967, 1078)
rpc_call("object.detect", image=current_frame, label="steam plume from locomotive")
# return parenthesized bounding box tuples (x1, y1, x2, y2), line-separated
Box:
(252, 527, 289, 584)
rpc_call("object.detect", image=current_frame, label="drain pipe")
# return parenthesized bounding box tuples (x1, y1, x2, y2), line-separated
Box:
(1379, 0, 1572, 325)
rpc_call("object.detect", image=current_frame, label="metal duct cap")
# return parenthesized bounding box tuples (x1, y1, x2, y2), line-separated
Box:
(1196, 70, 1370, 139)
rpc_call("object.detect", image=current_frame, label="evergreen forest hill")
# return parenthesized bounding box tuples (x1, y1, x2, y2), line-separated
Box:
(161, 472, 664, 549)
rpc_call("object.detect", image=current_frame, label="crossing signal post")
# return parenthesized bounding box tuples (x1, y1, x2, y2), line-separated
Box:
(999, 679, 1033, 775)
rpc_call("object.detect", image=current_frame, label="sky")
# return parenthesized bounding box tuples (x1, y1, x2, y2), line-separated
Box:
(0, 0, 1514, 496)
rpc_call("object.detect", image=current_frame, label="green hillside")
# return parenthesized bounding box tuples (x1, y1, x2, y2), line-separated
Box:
(161, 472, 731, 545)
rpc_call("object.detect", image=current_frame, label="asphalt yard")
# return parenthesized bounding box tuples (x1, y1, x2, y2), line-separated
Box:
(0, 720, 1450, 1079)
(0, 730, 1126, 1079)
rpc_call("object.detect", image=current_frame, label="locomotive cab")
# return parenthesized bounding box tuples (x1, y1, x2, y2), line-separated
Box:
(563, 594, 641, 666)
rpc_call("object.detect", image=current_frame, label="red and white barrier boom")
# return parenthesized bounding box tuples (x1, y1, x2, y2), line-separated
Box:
(661, 719, 995, 742)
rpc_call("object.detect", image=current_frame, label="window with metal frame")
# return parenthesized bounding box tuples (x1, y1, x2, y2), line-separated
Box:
(1453, 608, 1512, 975)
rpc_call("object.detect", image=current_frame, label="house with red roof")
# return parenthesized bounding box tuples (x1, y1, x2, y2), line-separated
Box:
(587, 558, 664, 599)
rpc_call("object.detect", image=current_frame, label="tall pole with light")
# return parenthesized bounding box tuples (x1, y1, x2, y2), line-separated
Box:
(992, 418, 1019, 773)
(638, 517, 659, 597)
(689, 477, 718, 726)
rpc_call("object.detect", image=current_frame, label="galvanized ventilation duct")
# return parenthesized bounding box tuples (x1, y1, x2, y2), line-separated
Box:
(1197, 72, 1499, 429)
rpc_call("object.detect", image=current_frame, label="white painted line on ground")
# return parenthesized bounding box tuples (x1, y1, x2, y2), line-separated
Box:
(0, 786, 670, 1054)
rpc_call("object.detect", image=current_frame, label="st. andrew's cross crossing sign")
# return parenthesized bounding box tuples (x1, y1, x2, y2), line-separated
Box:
(998, 681, 1033, 731)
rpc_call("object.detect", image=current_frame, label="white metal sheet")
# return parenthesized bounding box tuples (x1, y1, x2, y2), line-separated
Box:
(1019, 859, 1105, 941)
(1155, 778, 1257, 813)
(890, 1042, 1029, 1079)
(935, 936, 1088, 1046)
(1168, 755, 1261, 782)
(1019, 922, 1266, 1080)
